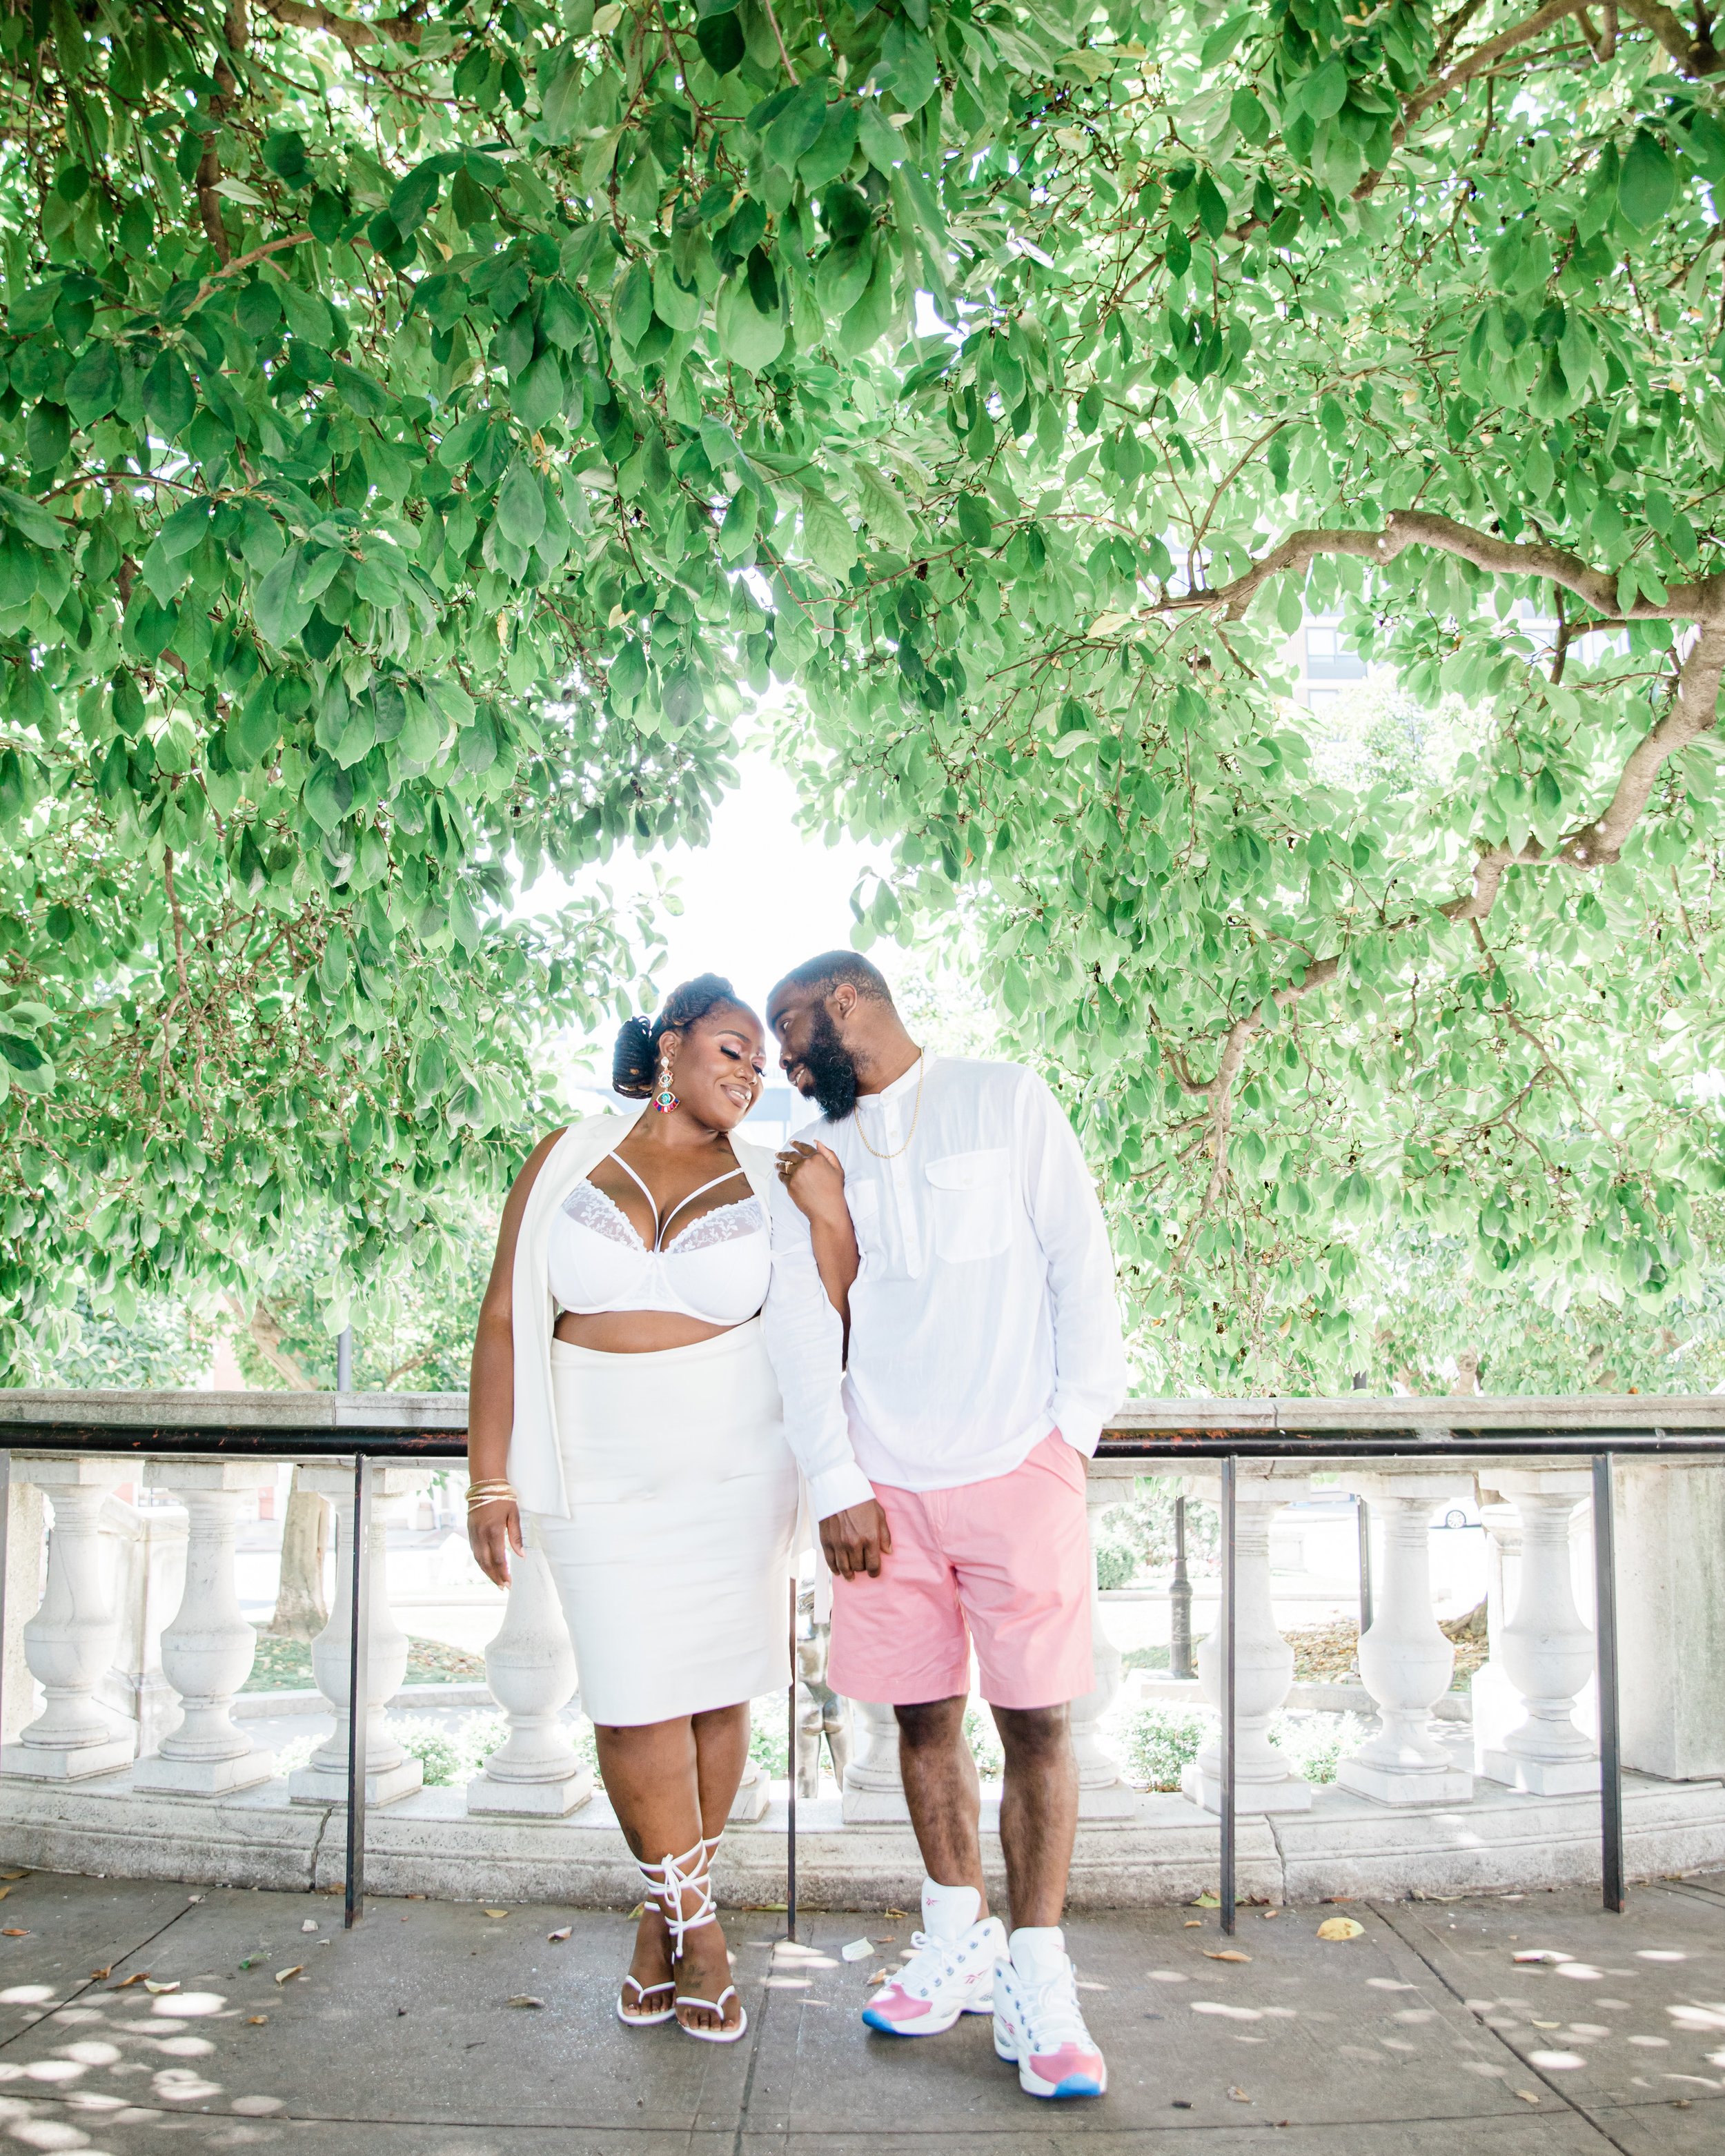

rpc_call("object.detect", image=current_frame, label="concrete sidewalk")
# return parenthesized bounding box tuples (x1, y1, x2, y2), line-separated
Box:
(0, 1869, 1715, 2151)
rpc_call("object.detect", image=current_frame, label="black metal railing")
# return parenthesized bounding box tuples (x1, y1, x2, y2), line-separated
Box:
(1, 1390, 1722, 1936)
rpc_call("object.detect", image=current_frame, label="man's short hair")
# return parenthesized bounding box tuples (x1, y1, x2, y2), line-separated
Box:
(772, 949, 894, 1006)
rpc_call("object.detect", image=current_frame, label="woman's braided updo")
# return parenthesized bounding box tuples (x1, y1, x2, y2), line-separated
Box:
(611, 973, 742, 1098)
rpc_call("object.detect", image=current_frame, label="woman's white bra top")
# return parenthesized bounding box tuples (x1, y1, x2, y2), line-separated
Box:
(546, 1152, 769, 1326)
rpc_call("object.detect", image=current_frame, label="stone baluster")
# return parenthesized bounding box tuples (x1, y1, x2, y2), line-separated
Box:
(1470, 1494, 1525, 1772)
(1179, 1469, 1314, 1814)
(1477, 1469, 1598, 1794)
(1, 1458, 135, 1780)
(841, 1699, 910, 1823)
(1332, 1471, 1473, 1806)
(1070, 1465, 1138, 1817)
(469, 1523, 591, 1817)
(288, 1465, 431, 1807)
(135, 1462, 279, 1796)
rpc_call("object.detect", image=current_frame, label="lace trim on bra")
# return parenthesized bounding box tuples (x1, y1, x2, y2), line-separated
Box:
(560, 1179, 765, 1254)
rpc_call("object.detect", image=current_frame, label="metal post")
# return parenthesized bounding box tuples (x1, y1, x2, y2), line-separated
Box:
(1593, 1452, 1625, 1915)
(1357, 1495, 1374, 1641)
(1170, 1493, 1194, 1681)
(1219, 1454, 1237, 1937)
(786, 1576, 798, 1942)
(0, 1451, 10, 1752)
(336, 1327, 353, 1393)
(344, 1454, 373, 1930)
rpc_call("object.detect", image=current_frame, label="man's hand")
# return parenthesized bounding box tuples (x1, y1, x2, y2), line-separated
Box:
(820, 1498, 892, 1581)
(776, 1138, 848, 1228)
(469, 1499, 523, 1589)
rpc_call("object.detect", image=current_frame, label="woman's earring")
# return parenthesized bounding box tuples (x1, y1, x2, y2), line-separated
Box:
(651, 1058, 680, 1115)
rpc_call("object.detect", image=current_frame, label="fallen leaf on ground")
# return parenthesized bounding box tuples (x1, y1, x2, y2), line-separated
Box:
(0, 1930, 27, 1939)
(1192, 1894, 1221, 1909)
(1515, 2090, 1540, 2104)
(1512, 1950, 1571, 1964)
(246, 2015, 268, 2026)
(1206, 1950, 1251, 1964)
(883, 1908, 907, 1920)
(482, 1910, 509, 1919)
(507, 1995, 544, 2009)
(547, 1928, 572, 1943)
(1317, 1917, 1365, 1941)
(840, 1939, 875, 1962)
(869, 1970, 887, 1984)
(88, 1968, 110, 1982)
(1183, 1920, 1204, 1929)
(143, 1980, 179, 1995)
(0, 1888, 11, 1903)
(238, 1956, 262, 1971)
(110, 1973, 148, 1990)
(273, 1966, 303, 1985)
(1261, 1909, 1280, 1920)
(1228, 2086, 1252, 2103)
(0, 1872, 26, 1882)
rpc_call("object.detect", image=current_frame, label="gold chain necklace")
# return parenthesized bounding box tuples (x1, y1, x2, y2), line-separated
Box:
(851, 1051, 927, 1162)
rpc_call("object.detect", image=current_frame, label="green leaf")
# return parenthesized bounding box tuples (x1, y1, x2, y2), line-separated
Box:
(495, 458, 546, 549)
(766, 83, 830, 171)
(1199, 11, 1251, 68)
(1619, 129, 1676, 230)
(801, 491, 858, 578)
(255, 546, 313, 649)
(143, 348, 197, 437)
(63, 342, 121, 426)
(715, 272, 785, 372)
(854, 462, 916, 551)
(880, 19, 938, 112)
(1301, 59, 1348, 123)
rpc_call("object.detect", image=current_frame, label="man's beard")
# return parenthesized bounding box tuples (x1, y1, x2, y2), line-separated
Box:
(800, 1007, 860, 1120)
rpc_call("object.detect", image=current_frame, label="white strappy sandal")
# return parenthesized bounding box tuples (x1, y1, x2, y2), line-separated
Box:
(638, 1834, 747, 2045)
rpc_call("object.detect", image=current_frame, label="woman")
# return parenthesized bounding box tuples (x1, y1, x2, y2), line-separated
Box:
(466, 974, 858, 2042)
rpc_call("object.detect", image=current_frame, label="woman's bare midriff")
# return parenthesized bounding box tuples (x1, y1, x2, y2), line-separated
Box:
(553, 1309, 747, 1354)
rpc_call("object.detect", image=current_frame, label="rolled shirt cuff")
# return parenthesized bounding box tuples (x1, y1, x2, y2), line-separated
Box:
(807, 1458, 878, 1522)
(1049, 1398, 1106, 1458)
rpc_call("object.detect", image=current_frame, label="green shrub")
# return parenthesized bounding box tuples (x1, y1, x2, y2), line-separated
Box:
(1121, 1704, 1210, 1790)
(963, 1704, 1005, 1780)
(1094, 1538, 1138, 1591)
(1269, 1711, 1372, 1784)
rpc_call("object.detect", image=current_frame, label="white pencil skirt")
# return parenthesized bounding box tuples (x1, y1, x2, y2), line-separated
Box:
(530, 1318, 798, 1727)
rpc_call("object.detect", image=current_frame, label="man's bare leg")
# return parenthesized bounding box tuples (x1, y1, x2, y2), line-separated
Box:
(992, 1703, 1078, 1930)
(895, 1695, 988, 1908)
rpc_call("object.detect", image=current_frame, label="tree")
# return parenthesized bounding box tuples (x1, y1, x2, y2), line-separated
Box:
(775, 3, 1725, 1385)
(7, 0, 1725, 1390)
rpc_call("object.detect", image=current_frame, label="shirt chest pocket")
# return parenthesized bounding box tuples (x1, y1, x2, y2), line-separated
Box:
(925, 1147, 1012, 1263)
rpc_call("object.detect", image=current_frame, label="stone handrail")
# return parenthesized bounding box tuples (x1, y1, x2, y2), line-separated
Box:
(0, 1394, 1722, 1919)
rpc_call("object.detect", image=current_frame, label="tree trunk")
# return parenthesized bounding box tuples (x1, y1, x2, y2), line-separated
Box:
(267, 1471, 330, 1639)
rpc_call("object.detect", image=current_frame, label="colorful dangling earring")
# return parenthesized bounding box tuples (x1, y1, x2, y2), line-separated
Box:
(652, 1058, 680, 1114)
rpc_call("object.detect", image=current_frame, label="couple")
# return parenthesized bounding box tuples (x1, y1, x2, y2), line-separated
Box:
(465, 951, 1126, 2099)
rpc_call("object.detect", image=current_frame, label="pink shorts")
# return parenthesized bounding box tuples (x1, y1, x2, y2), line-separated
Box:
(827, 1432, 1094, 1711)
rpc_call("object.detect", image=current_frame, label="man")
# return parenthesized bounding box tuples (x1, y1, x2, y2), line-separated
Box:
(762, 951, 1127, 2102)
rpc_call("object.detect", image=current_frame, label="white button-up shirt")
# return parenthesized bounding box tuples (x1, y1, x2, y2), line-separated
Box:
(762, 1054, 1127, 1506)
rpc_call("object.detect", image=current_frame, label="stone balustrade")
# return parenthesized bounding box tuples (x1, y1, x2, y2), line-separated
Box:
(0, 1392, 1721, 1906)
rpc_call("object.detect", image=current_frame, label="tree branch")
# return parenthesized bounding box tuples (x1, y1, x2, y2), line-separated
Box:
(1154, 508, 1724, 627)
(1403, 1, 1592, 130)
(1163, 614, 1725, 1253)
(257, 0, 425, 52)
(224, 1292, 317, 1389)
(1616, 0, 1724, 70)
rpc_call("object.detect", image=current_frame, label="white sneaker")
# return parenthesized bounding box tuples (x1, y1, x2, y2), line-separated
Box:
(993, 1948, 1107, 2098)
(861, 1916, 1006, 2037)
